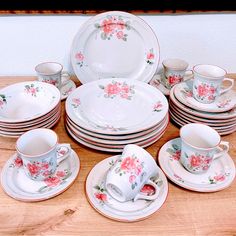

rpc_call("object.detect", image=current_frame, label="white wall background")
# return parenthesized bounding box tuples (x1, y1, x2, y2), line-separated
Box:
(0, 13, 235, 76)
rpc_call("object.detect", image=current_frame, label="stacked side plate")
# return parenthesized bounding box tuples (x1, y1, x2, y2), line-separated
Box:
(65, 78, 169, 152)
(0, 81, 61, 138)
(169, 79, 236, 135)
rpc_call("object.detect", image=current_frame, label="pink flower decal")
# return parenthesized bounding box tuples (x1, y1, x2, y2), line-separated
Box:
(185, 152, 213, 172)
(146, 49, 155, 65)
(75, 52, 84, 67)
(94, 15, 130, 41)
(167, 143, 181, 161)
(209, 173, 227, 184)
(94, 184, 107, 203)
(168, 75, 182, 85)
(99, 80, 135, 100)
(27, 163, 41, 176)
(214, 173, 225, 182)
(72, 98, 81, 108)
(14, 156, 23, 167)
(194, 82, 217, 101)
(94, 193, 107, 202)
(44, 176, 61, 187)
(25, 84, 40, 97)
(217, 99, 231, 108)
(190, 154, 202, 167)
(56, 170, 66, 178)
(116, 155, 144, 190)
(153, 101, 163, 112)
(141, 184, 155, 195)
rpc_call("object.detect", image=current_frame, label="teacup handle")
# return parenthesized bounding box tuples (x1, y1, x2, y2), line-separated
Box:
(213, 141, 229, 160)
(61, 71, 71, 87)
(220, 78, 234, 95)
(133, 179, 159, 202)
(56, 143, 71, 164)
(183, 70, 193, 81)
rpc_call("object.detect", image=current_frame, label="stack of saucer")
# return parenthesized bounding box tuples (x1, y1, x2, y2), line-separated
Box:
(169, 79, 236, 135)
(65, 78, 169, 152)
(0, 81, 61, 138)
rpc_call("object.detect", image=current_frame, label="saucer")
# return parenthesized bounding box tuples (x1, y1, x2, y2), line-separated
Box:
(0, 149, 80, 202)
(158, 138, 235, 192)
(60, 79, 76, 100)
(174, 80, 236, 113)
(85, 155, 168, 222)
(149, 74, 170, 96)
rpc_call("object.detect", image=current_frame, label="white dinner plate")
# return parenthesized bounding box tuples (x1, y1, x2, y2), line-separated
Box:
(66, 78, 168, 135)
(71, 11, 160, 84)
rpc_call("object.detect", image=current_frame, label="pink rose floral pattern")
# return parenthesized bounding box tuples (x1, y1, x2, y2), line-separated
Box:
(167, 74, 183, 87)
(25, 84, 40, 97)
(75, 51, 84, 67)
(94, 15, 131, 41)
(153, 101, 163, 112)
(0, 94, 7, 108)
(71, 98, 81, 108)
(184, 152, 213, 172)
(194, 82, 218, 102)
(217, 99, 231, 108)
(114, 155, 144, 190)
(166, 143, 181, 161)
(9, 156, 23, 168)
(99, 80, 135, 100)
(208, 172, 229, 184)
(181, 87, 193, 98)
(94, 184, 108, 204)
(38, 169, 72, 193)
(146, 48, 155, 65)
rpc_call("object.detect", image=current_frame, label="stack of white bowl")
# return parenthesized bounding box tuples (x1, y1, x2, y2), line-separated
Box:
(0, 81, 61, 138)
(169, 80, 236, 135)
(65, 78, 169, 152)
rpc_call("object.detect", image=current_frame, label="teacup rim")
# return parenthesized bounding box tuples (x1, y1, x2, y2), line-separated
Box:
(193, 64, 227, 79)
(162, 58, 188, 71)
(35, 61, 63, 76)
(16, 128, 58, 158)
(180, 123, 221, 150)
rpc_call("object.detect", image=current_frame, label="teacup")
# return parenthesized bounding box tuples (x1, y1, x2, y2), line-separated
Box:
(162, 58, 193, 89)
(105, 144, 159, 202)
(192, 64, 234, 104)
(35, 62, 70, 90)
(16, 128, 71, 181)
(180, 123, 229, 174)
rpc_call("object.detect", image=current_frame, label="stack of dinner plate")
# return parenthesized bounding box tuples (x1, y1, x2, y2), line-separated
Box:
(0, 81, 61, 138)
(169, 79, 236, 135)
(65, 78, 169, 152)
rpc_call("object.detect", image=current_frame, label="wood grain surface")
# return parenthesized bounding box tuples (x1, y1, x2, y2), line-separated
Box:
(0, 76, 235, 236)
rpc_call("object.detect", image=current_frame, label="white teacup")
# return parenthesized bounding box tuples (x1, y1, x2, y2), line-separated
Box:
(192, 64, 234, 104)
(35, 62, 70, 90)
(162, 58, 193, 89)
(180, 123, 229, 174)
(105, 144, 159, 202)
(16, 128, 71, 181)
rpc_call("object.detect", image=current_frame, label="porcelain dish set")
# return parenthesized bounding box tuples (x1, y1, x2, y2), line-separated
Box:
(0, 11, 235, 222)
(0, 81, 61, 138)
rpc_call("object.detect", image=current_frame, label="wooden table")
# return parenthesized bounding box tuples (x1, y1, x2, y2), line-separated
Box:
(0, 76, 235, 236)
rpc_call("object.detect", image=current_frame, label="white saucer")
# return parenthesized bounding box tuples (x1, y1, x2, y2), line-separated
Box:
(60, 79, 76, 100)
(149, 74, 170, 96)
(158, 138, 235, 192)
(0, 149, 80, 202)
(174, 80, 236, 113)
(85, 155, 168, 222)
